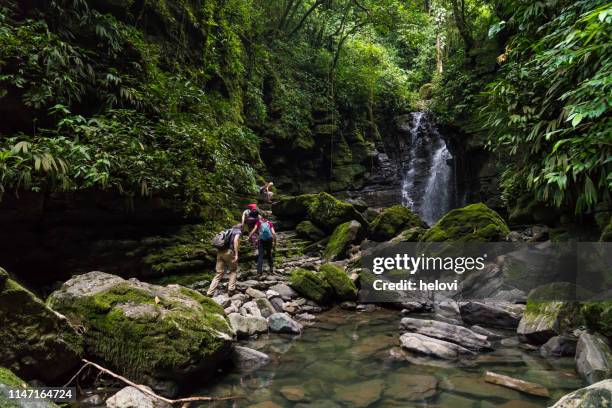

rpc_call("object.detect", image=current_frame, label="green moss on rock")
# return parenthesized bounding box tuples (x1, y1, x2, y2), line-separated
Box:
(295, 220, 326, 241)
(47, 272, 233, 388)
(272, 194, 317, 221)
(289, 268, 332, 304)
(369, 205, 424, 242)
(319, 264, 357, 301)
(306, 192, 367, 232)
(323, 220, 364, 261)
(391, 227, 425, 242)
(581, 301, 612, 338)
(420, 203, 510, 242)
(0, 367, 23, 387)
(600, 218, 612, 242)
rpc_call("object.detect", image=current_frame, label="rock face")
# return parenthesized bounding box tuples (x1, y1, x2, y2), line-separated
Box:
(106, 386, 170, 408)
(319, 264, 357, 301)
(369, 205, 424, 241)
(289, 269, 332, 304)
(399, 318, 491, 351)
(420, 203, 510, 242)
(399, 332, 475, 360)
(47, 272, 233, 394)
(0, 367, 59, 408)
(460, 301, 524, 329)
(540, 335, 578, 358)
(575, 332, 612, 384)
(550, 379, 612, 408)
(323, 220, 364, 260)
(0, 267, 82, 383)
(267, 313, 303, 334)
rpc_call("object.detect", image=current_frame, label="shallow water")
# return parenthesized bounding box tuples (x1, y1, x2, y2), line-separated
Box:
(199, 308, 584, 407)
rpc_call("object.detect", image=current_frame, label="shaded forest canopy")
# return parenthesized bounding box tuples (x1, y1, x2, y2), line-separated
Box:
(0, 0, 610, 221)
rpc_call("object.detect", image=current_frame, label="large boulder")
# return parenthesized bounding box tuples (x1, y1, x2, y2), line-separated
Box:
(550, 379, 612, 408)
(399, 318, 491, 351)
(460, 301, 524, 329)
(271, 194, 317, 221)
(369, 205, 424, 241)
(295, 221, 326, 241)
(323, 220, 364, 260)
(0, 367, 59, 408)
(106, 386, 170, 408)
(228, 313, 268, 338)
(575, 333, 612, 384)
(289, 269, 332, 304)
(399, 332, 475, 360)
(232, 346, 270, 372)
(581, 301, 612, 338)
(306, 192, 367, 232)
(319, 264, 357, 301)
(267, 313, 303, 334)
(47, 272, 233, 394)
(420, 203, 510, 242)
(0, 268, 82, 383)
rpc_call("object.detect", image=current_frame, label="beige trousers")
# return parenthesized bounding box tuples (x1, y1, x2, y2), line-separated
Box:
(207, 249, 237, 295)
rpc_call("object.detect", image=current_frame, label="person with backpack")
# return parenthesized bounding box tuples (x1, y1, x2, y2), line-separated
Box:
(207, 224, 242, 297)
(248, 217, 276, 275)
(241, 203, 261, 247)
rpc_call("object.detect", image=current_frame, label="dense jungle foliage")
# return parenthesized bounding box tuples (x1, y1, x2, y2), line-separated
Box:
(0, 0, 610, 221)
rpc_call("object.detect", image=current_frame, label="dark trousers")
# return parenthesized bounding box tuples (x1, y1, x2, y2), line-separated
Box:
(257, 239, 274, 274)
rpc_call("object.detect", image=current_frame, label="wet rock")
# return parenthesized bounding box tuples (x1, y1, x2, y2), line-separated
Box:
(399, 318, 491, 351)
(483, 371, 549, 397)
(540, 335, 577, 358)
(81, 394, 105, 406)
(501, 337, 520, 347)
(356, 304, 377, 312)
(383, 373, 438, 401)
(269, 283, 299, 301)
(340, 301, 357, 310)
(296, 312, 316, 321)
(267, 313, 303, 334)
(246, 287, 266, 299)
(460, 301, 524, 329)
(280, 385, 308, 402)
(550, 379, 612, 408)
(246, 401, 283, 408)
(399, 332, 476, 360)
(575, 332, 612, 384)
(232, 346, 270, 372)
(295, 400, 341, 408)
(0, 268, 82, 383)
(440, 375, 521, 400)
(228, 313, 268, 337)
(333, 379, 384, 408)
(470, 325, 504, 340)
(400, 301, 425, 314)
(106, 386, 170, 408)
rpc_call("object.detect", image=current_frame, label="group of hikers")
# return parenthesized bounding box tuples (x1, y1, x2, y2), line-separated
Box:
(207, 182, 276, 297)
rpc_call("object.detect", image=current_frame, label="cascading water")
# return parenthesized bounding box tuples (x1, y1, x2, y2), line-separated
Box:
(401, 112, 456, 225)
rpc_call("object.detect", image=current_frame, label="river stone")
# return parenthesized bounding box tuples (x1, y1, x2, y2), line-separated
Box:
(228, 313, 268, 337)
(440, 375, 521, 400)
(106, 386, 170, 408)
(212, 294, 231, 308)
(47, 272, 233, 394)
(575, 332, 612, 384)
(280, 385, 308, 402)
(383, 373, 438, 401)
(333, 379, 384, 408)
(246, 401, 283, 408)
(254, 298, 276, 318)
(295, 400, 341, 408)
(460, 301, 524, 329)
(470, 325, 504, 340)
(323, 220, 364, 261)
(269, 283, 298, 300)
(540, 335, 577, 358)
(267, 313, 303, 334)
(269, 297, 285, 312)
(517, 301, 580, 344)
(550, 379, 612, 408)
(246, 287, 266, 299)
(241, 301, 263, 317)
(399, 332, 476, 360)
(232, 346, 270, 372)
(399, 317, 491, 351)
(0, 268, 82, 383)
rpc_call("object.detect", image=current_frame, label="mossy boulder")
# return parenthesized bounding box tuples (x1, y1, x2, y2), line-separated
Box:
(272, 194, 317, 221)
(581, 301, 612, 338)
(509, 194, 559, 225)
(47, 272, 233, 394)
(295, 220, 326, 241)
(324, 220, 365, 261)
(0, 267, 83, 383)
(306, 192, 367, 232)
(0, 367, 59, 408)
(420, 203, 510, 242)
(319, 264, 357, 301)
(369, 205, 424, 242)
(391, 227, 425, 243)
(289, 269, 332, 304)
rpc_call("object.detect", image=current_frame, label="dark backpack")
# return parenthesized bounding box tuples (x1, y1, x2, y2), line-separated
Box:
(212, 229, 234, 249)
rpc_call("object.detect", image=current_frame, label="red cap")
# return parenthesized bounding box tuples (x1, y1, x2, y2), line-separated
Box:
(247, 204, 257, 210)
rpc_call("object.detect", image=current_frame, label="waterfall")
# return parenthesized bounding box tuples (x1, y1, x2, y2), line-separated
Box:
(401, 112, 456, 225)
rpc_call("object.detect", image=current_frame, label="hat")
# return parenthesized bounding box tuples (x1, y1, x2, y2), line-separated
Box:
(247, 203, 257, 210)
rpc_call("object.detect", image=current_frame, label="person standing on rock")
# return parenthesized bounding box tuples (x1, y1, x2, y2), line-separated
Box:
(248, 217, 276, 275)
(207, 224, 242, 297)
(259, 181, 274, 203)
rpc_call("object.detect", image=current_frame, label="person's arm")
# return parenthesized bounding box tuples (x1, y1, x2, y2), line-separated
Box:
(272, 226, 277, 247)
(232, 234, 240, 263)
(241, 211, 246, 225)
(248, 224, 258, 239)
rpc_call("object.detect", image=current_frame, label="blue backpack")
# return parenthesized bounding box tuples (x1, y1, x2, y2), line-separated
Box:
(258, 221, 273, 241)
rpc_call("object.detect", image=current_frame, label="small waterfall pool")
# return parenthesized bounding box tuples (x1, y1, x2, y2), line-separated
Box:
(401, 112, 457, 225)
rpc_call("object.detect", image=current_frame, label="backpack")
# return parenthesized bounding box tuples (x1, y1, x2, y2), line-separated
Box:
(258, 221, 273, 241)
(212, 229, 234, 249)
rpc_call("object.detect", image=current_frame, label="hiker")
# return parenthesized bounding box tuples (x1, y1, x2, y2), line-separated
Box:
(259, 181, 274, 203)
(248, 217, 276, 275)
(207, 224, 242, 296)
(241, 203, 261, 247)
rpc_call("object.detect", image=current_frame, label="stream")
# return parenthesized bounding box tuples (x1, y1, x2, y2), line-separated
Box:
(199, 308, 585, 407)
